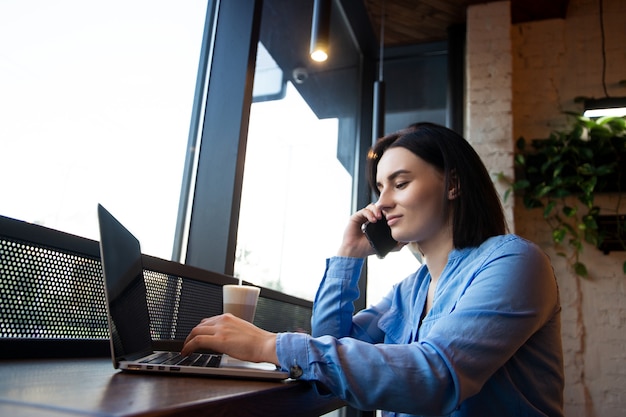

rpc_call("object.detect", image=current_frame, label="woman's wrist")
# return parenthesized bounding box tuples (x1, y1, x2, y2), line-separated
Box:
(335, 247, 367, 258)
(264, 333, 279, 365)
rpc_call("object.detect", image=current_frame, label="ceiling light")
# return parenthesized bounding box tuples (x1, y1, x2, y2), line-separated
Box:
(310, 0, 330, 62)
(583, 97, 626, 118)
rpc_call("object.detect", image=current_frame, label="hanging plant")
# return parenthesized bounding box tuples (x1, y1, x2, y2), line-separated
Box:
(499, 112, 626, 277)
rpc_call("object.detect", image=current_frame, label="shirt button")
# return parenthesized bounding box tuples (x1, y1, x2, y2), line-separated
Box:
(289, 362, 303, 379)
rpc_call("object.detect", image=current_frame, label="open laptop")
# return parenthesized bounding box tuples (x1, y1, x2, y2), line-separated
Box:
(97, 204, 288, 380)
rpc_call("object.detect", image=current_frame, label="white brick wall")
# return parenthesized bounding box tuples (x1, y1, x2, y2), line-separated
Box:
(467, 1, 626, 416)
(466, 1, 515, 230)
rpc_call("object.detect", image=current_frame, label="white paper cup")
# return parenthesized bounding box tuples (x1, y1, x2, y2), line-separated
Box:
(222, 284, 260, 322)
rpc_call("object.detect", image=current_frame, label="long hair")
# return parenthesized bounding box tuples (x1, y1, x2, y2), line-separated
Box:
(367, 122, 506, 248)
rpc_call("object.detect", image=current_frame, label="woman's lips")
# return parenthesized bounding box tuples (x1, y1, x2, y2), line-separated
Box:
(386, 215, 400, 227)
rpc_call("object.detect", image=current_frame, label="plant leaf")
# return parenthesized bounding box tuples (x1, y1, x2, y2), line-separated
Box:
(583, 215, 598, 230)
(553, 188, 571, 198)
(590, 124, 612, 139)
(595, 163, 616, 176)
(536, 185, 552, 198)
(552, 162, 566, 178)
(578, 193, 594, 207)
(544, 201, 556, 218)
(584, 229, 599, 246)
(561, 222, 576, 235)
(570, 239, 583, 251)
(562, 206, 576, 217)
(573, 262, 588, 277)
(571, 124, 584, 140)
(552, 228, 566, 244)
(605, 117, 626, 133)
(503, 188, 511, 202)
(513, 179, 530, 190)
(577, 163, 594, 176)
(581, 176, 597, 192)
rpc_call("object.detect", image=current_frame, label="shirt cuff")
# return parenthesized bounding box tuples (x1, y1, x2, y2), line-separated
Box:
(275, 332, 312, 379)
(325, 256, 364, 281)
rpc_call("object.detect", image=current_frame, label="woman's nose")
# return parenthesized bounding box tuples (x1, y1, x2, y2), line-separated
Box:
(375, 189, 393, 210)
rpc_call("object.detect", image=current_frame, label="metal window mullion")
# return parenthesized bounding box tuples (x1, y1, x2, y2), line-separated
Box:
(185, 0, 263, 275)
(172, 0, 219, 263)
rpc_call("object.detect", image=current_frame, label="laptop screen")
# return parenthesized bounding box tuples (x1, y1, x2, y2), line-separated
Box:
(98, 204, 153, 364)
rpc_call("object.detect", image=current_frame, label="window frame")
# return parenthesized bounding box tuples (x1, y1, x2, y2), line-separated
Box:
(183, 0, 263, 276)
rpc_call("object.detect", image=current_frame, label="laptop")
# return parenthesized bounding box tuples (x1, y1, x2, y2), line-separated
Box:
(97, 204, 289, 380)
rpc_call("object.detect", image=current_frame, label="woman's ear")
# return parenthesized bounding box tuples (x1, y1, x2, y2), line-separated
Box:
(448, 170, 459, 200)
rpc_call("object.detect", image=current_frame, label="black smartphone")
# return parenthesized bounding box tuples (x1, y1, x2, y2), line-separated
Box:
(362, 217, 398, 259)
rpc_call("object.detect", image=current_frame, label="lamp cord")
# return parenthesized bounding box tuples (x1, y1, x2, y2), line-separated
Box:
(379, 0, 385, 82)
(599, 0, 609, 97)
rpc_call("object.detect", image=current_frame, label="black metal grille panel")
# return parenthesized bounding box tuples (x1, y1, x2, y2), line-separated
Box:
(144, 271, 223, 341)
(255, 297, 312, 333)
(1, 220, 314, 359)
(0, 238, 108, 339)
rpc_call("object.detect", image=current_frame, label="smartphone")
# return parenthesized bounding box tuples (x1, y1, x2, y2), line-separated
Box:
(362, 217, 398, 259)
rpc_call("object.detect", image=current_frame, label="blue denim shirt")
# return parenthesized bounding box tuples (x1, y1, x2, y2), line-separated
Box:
(275, 234, 564, 417)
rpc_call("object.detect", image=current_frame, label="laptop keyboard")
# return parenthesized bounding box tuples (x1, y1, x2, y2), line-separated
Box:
(139, 352, 222, 368)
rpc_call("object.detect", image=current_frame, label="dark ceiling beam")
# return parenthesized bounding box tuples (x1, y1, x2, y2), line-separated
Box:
(511, 0, 569, 24)
(363, 0, 570, 47)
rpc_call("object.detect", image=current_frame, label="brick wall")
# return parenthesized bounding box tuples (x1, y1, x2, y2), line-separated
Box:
(466, 1, 626, 416)
(466, 1, 515, 230)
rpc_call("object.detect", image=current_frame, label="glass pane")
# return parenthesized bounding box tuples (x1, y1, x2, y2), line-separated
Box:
(366, 44, 447, 306)
(0, 0, 207, 259)
(237, 83, 352, 299)
(235, 0, 360, 300)
(383, 43, 448, 133)
(367, 248, 422, 305)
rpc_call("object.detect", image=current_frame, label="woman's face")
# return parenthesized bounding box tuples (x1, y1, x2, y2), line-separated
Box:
(375, 147, 450, 244)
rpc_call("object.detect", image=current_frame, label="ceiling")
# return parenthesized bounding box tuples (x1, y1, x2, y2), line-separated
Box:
(363, 0, 570, 47)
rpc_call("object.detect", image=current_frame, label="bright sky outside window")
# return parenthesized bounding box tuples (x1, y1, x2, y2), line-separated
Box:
(0, 0, 206, 259)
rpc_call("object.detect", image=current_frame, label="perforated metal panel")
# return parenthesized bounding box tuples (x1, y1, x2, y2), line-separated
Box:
(0, 238, 108, 339)
(1, 220, 314, 359)
(144, 271, 223, 341)
(255, 297, 312, 333)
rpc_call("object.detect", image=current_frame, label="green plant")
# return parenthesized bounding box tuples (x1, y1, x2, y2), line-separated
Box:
(499, 113, 626, 277)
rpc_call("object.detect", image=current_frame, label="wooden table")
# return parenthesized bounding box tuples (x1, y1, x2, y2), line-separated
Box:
(0, 358, 345, 416)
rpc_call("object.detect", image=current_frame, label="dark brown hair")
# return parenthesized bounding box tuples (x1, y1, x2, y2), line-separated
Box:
(367, 122, 506, 248)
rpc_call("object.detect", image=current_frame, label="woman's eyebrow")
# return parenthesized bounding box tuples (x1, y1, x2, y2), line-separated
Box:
(387, 169, 411, 181)
(377, 169, 411, 186)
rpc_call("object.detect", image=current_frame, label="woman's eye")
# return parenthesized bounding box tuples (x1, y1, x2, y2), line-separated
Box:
(395, 182, 408, 189)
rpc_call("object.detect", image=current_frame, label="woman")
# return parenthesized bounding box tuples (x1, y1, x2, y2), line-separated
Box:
(182, 122, 564, 416)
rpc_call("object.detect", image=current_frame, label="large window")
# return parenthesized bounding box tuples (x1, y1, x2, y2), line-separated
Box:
(223, 2, 447, 303)
(0, 0, 207, 259)
(1, 0, 450, 310)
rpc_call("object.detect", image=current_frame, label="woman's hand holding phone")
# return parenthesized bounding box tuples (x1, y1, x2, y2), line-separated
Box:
(362, 218, 398, 258)
(337, 204, 399, 259)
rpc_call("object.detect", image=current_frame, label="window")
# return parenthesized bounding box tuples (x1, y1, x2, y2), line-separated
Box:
(234, 0, 362, 300)
(366, 43, 449, 306)
(237, 82, 351, 299)
(0, 0, 207, 259)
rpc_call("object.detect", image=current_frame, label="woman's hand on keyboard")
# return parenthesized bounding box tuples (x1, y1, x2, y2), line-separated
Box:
(181, 313, 278, 365)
